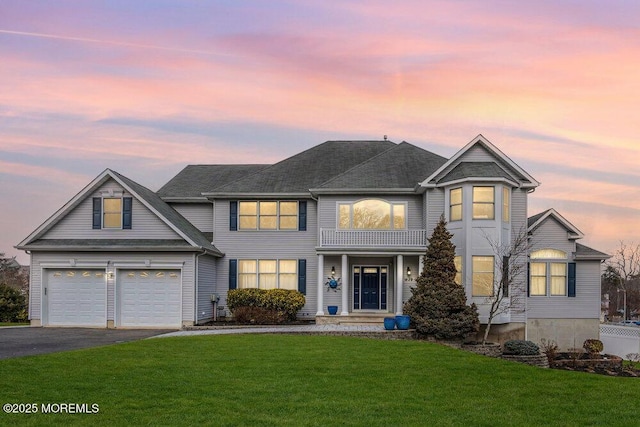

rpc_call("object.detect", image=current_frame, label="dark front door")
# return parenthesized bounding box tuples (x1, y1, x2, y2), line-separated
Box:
(362, 267, 380, 310)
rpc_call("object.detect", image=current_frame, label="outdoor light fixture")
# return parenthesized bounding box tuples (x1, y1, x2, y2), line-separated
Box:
(331, 266, 336, 276)
(406, 266, 412, 281)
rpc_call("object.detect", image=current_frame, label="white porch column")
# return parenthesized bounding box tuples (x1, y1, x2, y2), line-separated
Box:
(396, 255, 404, 315)
(341, 254, 349, 315)
(316, 254, 325, 316)
(419, 255, 425, 277)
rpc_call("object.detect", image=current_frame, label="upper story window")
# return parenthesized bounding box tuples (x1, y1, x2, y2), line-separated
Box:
(450, 188, 462, 222)
(92, 197, 132, 230)
(502, 187, 510, 222)
(338, 199, 406, 230)
(530, 249, 568, 296)
(238, 201, 298, 230)
(473, 186, 494, 220)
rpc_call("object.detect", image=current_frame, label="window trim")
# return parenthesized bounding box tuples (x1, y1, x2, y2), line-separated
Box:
(93, 196, 132, 230)
(237, 201, 300, 231)
(450, 188, 463, 222)
(502, 187, 510, 222)
(236, 258, 299, 290)
(472, 255, 495, 297)
(473, 186, 495, 220)
(337, 199, 407, 230)
(529, 249, 569, 297)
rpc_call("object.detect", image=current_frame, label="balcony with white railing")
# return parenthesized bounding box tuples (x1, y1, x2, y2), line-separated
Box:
(319, 228, 428, 248)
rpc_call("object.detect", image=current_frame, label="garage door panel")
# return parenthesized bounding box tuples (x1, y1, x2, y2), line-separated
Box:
(117, 269, 181, 328)
(47, 269, 106, 327)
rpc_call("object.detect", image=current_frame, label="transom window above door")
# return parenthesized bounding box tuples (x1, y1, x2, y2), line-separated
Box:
(338, 199, 406, 229)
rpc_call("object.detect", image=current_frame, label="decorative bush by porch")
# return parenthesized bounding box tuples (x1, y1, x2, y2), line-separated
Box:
(403, 216, 479, 340)
(227, 288, 305, 323)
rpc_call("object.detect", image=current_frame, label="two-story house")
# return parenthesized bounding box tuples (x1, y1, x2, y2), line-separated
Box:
(16, 135, 608, 347)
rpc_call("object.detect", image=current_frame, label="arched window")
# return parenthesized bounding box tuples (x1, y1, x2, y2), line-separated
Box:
(530, 249, 567, 259)
(338, 199, 406, 230)
(530, 249, 568, 296)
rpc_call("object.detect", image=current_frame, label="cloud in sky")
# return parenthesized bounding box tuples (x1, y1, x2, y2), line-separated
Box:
(1, 0, 639, 263)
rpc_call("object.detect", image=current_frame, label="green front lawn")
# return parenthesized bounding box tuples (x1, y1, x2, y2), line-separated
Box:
(1, 334, 638, 426)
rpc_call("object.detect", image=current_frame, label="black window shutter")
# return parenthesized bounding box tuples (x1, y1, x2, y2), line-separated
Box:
(229, 259, 238, 290)
(298, 201, 307, 231)
(568, 262, 577, 297)
(92, 197, 102, 229)
(298, 259, 307, 295)
(230, 201, 238, 231)
(122, 197, 132, 229)
(502, 256, 509, 297)
(526, 262, 530, 297)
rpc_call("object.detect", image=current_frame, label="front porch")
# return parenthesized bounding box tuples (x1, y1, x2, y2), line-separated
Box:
(315, 312, 392, 326)
(315, 253, 424, 317)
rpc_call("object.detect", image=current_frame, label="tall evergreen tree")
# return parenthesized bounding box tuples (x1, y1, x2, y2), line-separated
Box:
(404, 216, 479, 340)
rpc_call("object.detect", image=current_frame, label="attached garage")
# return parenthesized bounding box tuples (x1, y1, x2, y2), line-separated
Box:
(116, 269, 182, 328)
(45, 269, 107, 327)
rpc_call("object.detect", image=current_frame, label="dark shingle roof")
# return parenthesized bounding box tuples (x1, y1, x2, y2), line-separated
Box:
(575, 243, 610, 260)
(157, 164, 269, 198)
(318, 142, 448, 189)
(209, 140, 396, 194)
(438, 162, 515, 184)
(527, 210, 549, 228)
(110, 170, 222, 255)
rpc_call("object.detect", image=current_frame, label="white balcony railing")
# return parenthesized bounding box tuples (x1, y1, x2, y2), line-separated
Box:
(320, 229, 427, 248)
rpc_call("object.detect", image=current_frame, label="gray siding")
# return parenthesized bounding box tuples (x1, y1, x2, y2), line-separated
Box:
(528, 215, 598, 320)
(528, 260, 602, 319)
(196, 255, 217, 323)
(171, 203, 213, 233)
(509, 188, 528, 323)
(213, 199, 318, 317)
(29, 251, 196, 324)
(425, 188, 445, 234)
(43, 180, 181, 240)
(529, 217, 576, 254)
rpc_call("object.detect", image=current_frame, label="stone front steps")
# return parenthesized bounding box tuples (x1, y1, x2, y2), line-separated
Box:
(315, 313, 393, 326)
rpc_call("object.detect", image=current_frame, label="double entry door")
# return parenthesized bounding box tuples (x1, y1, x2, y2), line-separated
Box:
(353, 266, 388, 310)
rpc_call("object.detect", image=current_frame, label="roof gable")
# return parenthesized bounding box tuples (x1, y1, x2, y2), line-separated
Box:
(315, 142, 447, 192)
(420, 134, 539, 188)
(206, 140, 396, 195)
(17, 169, 222, 255)
(528, 208, 584, 240)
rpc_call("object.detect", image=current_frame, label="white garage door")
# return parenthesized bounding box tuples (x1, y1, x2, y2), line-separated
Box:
(117, 269, 182, 328)
(46, 269, 106, 327)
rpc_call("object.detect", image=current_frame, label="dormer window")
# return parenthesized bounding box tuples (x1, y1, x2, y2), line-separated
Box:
(92, 197, 132, 229)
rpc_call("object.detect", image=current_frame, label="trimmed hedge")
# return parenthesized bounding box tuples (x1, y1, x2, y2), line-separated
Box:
(0, 284, 28, 322)
(503, 340, 540, 356)
(227, 288, 305, 323)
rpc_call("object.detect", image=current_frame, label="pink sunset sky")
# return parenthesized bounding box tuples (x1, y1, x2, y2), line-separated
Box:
(1, 1, 639, 265)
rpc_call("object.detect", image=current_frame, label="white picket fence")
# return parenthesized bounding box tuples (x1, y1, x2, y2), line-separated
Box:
(599, 324, 640, 359)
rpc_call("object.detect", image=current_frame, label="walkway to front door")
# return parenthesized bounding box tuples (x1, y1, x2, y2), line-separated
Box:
(353, 266, 388, 310)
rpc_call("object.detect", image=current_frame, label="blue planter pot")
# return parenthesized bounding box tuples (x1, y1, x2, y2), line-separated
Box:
(383, 317, 397, 330)
(327, 305, 338, 315)
(395, 315, 410, 330)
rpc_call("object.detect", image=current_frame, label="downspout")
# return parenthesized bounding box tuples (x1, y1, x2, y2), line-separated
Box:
(195, 249, 208, 326)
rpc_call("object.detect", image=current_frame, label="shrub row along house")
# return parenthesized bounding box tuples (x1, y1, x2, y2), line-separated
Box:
(16, 135, 608, 347)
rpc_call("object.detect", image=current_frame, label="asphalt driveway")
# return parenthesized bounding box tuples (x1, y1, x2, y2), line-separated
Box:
(0, 327, 174, 360)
